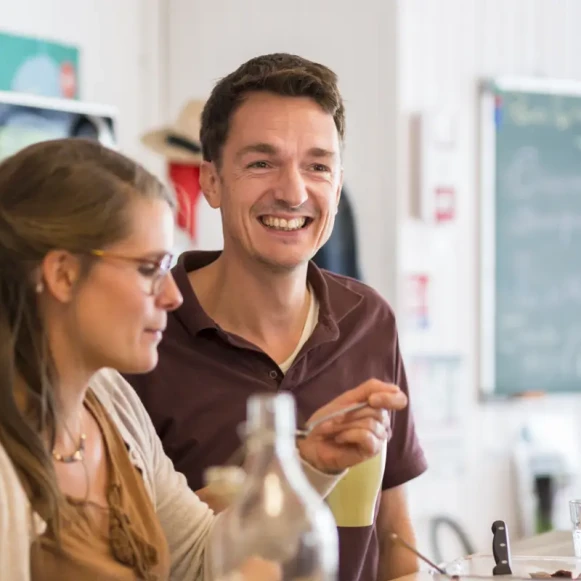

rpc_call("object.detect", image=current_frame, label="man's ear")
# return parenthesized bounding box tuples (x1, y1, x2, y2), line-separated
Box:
(199, 161, 222, 210)
(40, 250, 82, 303)
(335, 168, 344, 213)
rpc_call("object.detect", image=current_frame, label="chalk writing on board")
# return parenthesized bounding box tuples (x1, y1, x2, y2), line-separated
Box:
(508, 208, 581, 245)
(498, 329, 581, 378)
(503, 147, 581, 200)
(508, 94, 581, 129)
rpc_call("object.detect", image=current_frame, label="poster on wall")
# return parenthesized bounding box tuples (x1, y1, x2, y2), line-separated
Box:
(403, 273, 431, 330)
(0, 31, 79, 99)
(418, 111, 459, 225)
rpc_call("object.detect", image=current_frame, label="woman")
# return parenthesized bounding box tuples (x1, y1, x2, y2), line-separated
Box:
(0, 138, 294, 580)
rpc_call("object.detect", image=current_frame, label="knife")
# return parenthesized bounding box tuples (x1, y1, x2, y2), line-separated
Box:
(492, 520, 513, 576)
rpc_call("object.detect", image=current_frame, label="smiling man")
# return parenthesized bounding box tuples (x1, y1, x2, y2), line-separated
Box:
(125, 53, 427, 581)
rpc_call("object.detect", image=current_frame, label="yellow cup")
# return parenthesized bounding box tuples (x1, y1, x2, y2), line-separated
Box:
(326, 440, 387, 527)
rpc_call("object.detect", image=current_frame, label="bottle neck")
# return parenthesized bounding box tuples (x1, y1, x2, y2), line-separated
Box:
(242, 393, 302, 477)
(243, 429, 297, 473)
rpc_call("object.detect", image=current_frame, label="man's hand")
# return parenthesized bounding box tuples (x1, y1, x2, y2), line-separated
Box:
(297, 379, 407, 474)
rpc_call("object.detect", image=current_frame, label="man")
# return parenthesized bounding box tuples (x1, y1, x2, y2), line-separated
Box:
(126, 53, 427, 581)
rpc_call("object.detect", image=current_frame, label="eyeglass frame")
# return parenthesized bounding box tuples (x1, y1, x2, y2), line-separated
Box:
(90, 249, 174, 296)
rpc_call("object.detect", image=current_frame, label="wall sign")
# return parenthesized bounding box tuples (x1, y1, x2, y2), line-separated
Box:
(434, 186, 456, 223)
(0, 30, 79, 99)
(404, 273, 431, 330)
(418, 112, 459, 225)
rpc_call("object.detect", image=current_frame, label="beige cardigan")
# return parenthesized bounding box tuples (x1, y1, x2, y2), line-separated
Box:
(0, 368, 343, 580)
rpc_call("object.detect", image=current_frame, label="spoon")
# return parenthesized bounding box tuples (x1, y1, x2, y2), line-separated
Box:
(295, 401, 369, 438)
(389, 532, 447, 574)
(224, 401, 371, 466)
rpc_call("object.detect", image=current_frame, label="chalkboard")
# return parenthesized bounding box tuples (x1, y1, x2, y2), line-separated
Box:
(479, 78, 581, 397)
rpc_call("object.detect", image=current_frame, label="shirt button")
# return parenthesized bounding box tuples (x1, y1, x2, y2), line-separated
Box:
(269, 370, 278, 379)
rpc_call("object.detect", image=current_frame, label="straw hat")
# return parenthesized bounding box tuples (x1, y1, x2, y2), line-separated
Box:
(141, 99, 205, 164)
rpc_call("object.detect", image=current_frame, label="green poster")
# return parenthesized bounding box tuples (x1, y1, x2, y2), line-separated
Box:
(0, 30, 79, 99)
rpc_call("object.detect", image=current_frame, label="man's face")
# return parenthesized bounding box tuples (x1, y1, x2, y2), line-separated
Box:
(201, 92, 343, 272)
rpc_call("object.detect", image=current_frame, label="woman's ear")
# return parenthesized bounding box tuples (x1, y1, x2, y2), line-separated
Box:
(40, 250, 82, 303)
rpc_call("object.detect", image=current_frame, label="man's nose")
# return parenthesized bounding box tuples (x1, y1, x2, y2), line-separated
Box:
(274, 165, 308, 208)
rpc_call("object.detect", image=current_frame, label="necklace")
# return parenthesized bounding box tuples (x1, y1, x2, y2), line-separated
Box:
(52, 432, 87, 463)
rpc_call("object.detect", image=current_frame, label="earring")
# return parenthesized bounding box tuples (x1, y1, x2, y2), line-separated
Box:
(35, 281, 44, 294)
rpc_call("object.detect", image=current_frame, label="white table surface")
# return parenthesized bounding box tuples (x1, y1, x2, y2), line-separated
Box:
(510, 529, 573, 557)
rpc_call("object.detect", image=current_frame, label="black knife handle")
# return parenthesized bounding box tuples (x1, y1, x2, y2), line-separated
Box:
(492, 520, 513, 575)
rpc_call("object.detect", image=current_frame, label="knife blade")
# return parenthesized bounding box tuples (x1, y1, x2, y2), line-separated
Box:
(492, 520, 513, 576)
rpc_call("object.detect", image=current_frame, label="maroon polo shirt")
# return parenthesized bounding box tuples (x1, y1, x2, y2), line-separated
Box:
(124, 250, 427, 581)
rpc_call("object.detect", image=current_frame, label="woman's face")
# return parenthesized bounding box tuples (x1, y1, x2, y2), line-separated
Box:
(68, 198, 183, 374)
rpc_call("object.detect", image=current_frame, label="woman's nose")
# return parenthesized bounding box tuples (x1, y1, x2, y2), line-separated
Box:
(156, 273, 183, 311)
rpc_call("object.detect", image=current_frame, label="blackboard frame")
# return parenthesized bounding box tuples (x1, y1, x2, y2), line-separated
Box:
(478, 76, 581, 399)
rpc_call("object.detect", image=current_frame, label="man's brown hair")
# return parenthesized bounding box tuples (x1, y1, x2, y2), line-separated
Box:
(200, 53, 345, 165)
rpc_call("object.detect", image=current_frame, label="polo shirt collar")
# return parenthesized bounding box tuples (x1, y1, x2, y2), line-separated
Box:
(171, 250, 363, 344)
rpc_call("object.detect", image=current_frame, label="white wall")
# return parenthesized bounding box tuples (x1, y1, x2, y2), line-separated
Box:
(399, 0, 581, 560)
(0, 0, 166, 174)
(166, 0, 401, 302)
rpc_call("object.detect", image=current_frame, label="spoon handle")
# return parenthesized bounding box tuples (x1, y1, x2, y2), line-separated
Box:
(295, 402, 369, 438)
(389, 532, 447, 574)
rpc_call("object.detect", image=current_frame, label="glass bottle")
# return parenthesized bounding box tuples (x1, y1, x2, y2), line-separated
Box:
(206, 392, 338, 581)
(203, 465, 246, 512)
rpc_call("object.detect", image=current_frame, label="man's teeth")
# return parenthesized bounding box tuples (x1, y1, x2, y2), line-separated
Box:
(260, 216, 307, 231)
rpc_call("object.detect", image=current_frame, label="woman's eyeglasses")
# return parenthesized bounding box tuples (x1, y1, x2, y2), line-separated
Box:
(90, 249, 174, 296)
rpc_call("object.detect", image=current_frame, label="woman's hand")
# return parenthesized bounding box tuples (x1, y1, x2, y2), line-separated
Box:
(195, 485, 233, 513)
